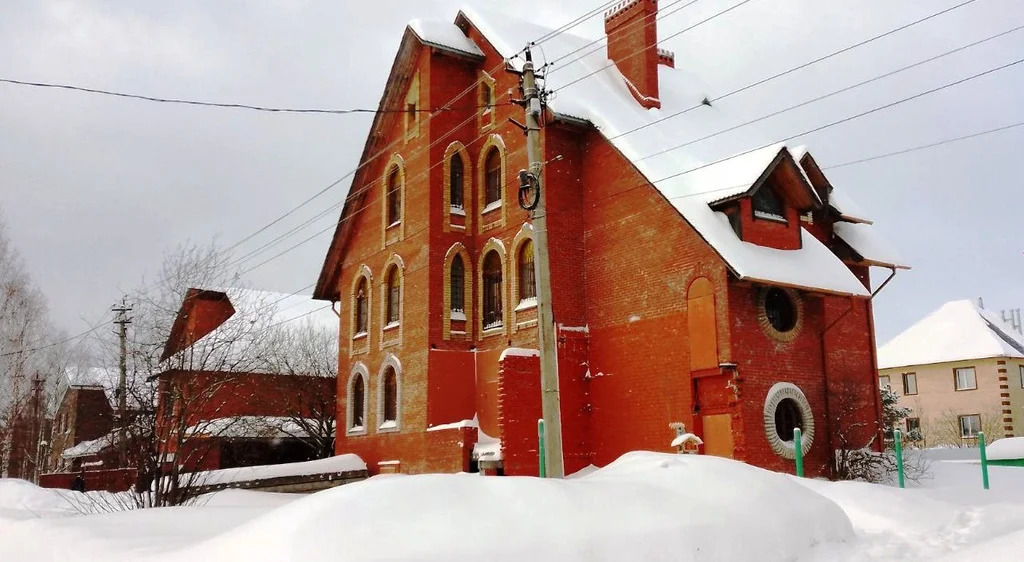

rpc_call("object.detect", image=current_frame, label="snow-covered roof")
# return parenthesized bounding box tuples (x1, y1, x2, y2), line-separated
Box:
(62, 432, 116, 459)
(408, 18, 484, 58)
(834, 222, 909, 270)
(877, 300, 1024, 369)
(455, 6, 891, 297)
(185, 416, 322, 440)
(186, 454, 367, 487)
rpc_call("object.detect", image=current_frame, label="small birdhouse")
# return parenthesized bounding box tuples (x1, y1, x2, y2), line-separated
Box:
(669, 422, 703, 454)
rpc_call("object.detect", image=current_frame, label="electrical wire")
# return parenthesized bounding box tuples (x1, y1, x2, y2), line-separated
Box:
(606, 0, 983, 142)
(0, 77, 507, 115)
(634, 23, 1024, 163)
(0, 312, 113, 358)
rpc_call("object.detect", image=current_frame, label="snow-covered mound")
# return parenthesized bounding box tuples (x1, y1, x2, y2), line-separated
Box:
(0, 479, 77, 520)
(182, 452, 853, 561)
(985, 437, 1024, 461)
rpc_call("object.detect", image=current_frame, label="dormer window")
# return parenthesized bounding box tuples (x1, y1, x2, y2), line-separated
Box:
(752, 186, 786, 222)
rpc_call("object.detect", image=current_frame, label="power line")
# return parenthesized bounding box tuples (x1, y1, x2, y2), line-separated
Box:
(606, 0, 983, 142)
(824, 119, 1024, 170)
(552, 0, 759, 92)
(230, 8, 1007, 273)
(218, 2, 632, 259)
(0, 77, 506, 115)
(545, 0, 703, 70)
(634, 23, 1024, 163)
(0, 313, 112, 358)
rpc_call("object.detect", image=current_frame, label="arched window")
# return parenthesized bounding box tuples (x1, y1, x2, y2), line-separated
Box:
(483, 250, 503, 329)
(451, 255, 465, 313)
(385, 267, 400, 325)
(450, 153, 464, 210)
(350, 374, 366, 430)
(518, 239, 536, 302)
(386, 167, 401, 225)
(354, 277, 368, 334)
(484, 148, 501, 206)
(382, 367, 398, 423)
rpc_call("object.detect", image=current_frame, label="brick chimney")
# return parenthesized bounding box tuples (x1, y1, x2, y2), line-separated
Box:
(604, 0, 661, 109)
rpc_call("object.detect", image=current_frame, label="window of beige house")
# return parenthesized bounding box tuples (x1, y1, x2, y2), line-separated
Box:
(959, 414, 981, 439)
(879, 375, 890, 389)
(954, 367, 977, 391)
(902, 372, 918, 396)
(1020, 365, 1023, 388)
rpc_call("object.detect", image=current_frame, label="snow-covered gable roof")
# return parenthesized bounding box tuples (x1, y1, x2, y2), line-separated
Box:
(408, 19, 484, 58)
(877, 300, 1024, 369)
(457, 6, 892, 297)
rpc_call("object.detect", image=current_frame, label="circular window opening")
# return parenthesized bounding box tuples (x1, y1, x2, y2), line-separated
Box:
(764, 288, 796, 333)
(773, 398, 803, 442)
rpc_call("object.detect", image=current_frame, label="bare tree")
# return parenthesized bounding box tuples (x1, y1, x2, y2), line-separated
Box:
(930, 408, 1005, 448)
(0, 216, 69, 480)
(831, 380, 930, 484)
(262, 321, 337, 459)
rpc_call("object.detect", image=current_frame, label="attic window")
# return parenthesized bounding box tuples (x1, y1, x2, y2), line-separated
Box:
(752, 186, 786, 222)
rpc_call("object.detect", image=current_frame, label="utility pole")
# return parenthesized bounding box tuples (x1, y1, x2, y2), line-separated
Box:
(30, 373, 43, 482)
(517, 46, 564, 478)
(112, 296, 133, 466)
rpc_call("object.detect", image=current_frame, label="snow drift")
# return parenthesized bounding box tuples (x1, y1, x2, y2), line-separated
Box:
(177, 452, 853, 561)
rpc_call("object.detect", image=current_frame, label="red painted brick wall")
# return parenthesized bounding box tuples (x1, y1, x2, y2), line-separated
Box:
(577, 129, 732, 466)
(326, 20, 882, 481)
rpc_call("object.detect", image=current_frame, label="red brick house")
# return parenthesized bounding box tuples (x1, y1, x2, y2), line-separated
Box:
(155, 288, 337, 472)
(313, 3, 906, 477)
(48, 377, 115, 473)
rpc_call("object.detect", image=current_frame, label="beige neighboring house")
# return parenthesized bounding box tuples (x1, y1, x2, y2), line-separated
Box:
(877, 299, 1024, 447)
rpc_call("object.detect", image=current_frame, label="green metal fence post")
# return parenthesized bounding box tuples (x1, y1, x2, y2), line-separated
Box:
(979, 431, 989, 490)
(794, 427, 804, 477)
(538, 419, 546, 478)
(894, 428, 905, 489)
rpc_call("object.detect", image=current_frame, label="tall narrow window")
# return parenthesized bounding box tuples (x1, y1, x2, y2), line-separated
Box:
(450, 153, 464, 210)
(484, 148, 501, 206)
(355, 277, 368, 334)
(386, 267, 400, 325)
(386, 167, 401, 225)
(483, 250, 503, 329)
(383, 367, 398, 423)
(518, 239, 536, 302)
(902, 372, 918, 396)
(481, 82, 494, 127)
(351, 375, 365, 429)
(451, 256, 465, 314)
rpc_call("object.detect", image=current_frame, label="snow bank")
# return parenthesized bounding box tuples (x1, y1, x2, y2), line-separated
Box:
(984, 436, 1024, 461)
(0, 479, 78, 520)
(187, 454, 366, 487)
(182, 452, 852, 561)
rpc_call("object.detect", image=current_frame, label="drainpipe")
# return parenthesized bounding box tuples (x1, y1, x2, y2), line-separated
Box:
(821, 266, 897, 477)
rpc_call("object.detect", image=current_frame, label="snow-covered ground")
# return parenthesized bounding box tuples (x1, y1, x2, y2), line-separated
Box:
(1, 450, 1021, 561)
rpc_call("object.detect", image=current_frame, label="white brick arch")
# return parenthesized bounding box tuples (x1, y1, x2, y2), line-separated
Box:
(763, 382, 814, 459)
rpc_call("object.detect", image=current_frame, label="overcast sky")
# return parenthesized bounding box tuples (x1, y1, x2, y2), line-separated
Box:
(2, 0, 1022, 346)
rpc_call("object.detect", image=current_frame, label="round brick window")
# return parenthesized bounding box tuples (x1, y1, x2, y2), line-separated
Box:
(758, 287, 802, 342)
(763, 382, 814, 459)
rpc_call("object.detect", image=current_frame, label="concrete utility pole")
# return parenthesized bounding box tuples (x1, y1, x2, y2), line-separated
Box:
(112, 297, 133, 466)
(517, 47, 564, 478)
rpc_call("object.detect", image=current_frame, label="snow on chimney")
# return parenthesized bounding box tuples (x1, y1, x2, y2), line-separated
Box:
(604, 0, 661, 109)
